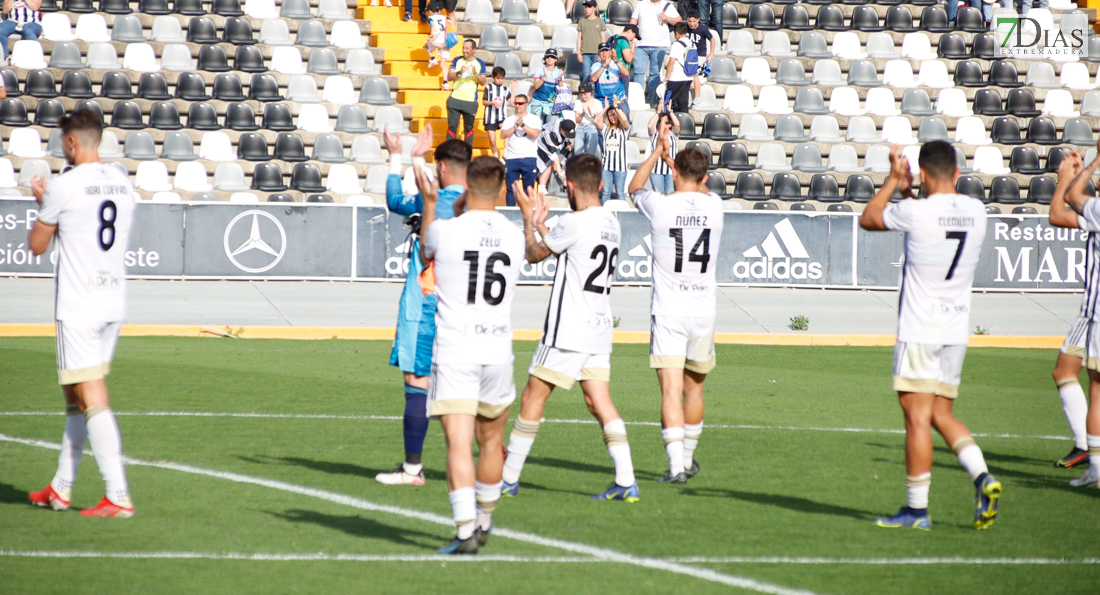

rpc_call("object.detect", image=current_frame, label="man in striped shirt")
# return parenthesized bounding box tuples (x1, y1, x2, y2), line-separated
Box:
(534, 119, 575, 194)
(0, 0, 42, 63)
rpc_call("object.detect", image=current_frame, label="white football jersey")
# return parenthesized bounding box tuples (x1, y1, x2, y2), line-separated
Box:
(541, 206, 621, 354)
(423, 209, 525, 366)
(1077, 200, 1100, 324)
(883, 193, 987, 345)
(633, 190, 725, 317)
(37, 162, 136, 323)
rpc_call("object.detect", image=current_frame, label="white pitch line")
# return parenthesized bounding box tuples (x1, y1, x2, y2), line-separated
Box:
(0, 412, 1070, 441)
(670, 556, 1100, 565)
(0, 433, 817, 595)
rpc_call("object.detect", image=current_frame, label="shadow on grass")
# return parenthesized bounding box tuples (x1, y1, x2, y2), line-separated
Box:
(235, 455, 447, 482)
(0, 482, 29, 506)
(680, 487, 877, 521)
(506, 480, 597, 498)
(525, 456, 661, 480)
(265, 509, 442, 548)
(866, 441, 1058, 468)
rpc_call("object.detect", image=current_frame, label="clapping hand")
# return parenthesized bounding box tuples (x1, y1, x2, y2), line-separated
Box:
(383, 124, 402, 156)
(413, 162, 438, 204)
(411, 123, 433, 159)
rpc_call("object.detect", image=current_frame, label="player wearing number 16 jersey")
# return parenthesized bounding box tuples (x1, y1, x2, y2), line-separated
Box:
(861, 141, 999, 532)
(27, 108, 137, 518)
(419, 156, 525, 555)
(628, 145, 724, 485)
(502, 154, 639, 502)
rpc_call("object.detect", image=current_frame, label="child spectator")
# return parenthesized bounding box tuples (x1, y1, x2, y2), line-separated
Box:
(684, 11, 714, 109)
(663, 22, 695, 113)
(483, 66, 514, 160)
(424, 2, 451, 90)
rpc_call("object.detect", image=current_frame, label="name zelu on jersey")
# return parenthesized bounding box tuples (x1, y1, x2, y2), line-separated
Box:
(992, 220, 1092, 284)
(0, 208, 161, 268)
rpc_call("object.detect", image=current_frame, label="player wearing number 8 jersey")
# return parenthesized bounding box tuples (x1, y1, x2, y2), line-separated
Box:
(861, 141, 999, 531)
(628, 143, 724, 484)
(419, 156, 525, 555)
(502, 154, 639, 502)
(27, 108, 137, 518)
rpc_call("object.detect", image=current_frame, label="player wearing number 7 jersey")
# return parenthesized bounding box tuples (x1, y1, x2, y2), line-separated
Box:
(419, 156, 525, 555)
(628, 143, 724, 484)
(27, 108, 137, 518)
(861, 141, 999, 531)
(501, 154, 640, 503)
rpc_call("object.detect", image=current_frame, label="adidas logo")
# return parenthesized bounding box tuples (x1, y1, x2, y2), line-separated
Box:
(734, 219, 823, 281)
(617, 234, 652, 279)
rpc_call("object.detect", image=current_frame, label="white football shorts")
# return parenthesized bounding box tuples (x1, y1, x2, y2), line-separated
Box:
(428, 363, 516, 419)
(892, 342, 967, 399)
(528, 342, 610, 390)
(1061, 315, 1090, 359)
(55, 321, 122, 385)
(649, 315, 716, 374)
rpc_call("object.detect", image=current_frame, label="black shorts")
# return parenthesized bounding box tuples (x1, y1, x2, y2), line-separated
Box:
(442, 0, 457, 12)
(484, 121, 500, 131)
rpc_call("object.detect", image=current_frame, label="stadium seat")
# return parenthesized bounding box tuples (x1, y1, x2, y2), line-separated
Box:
(150, 192, 182, 203)
(676, 112, 699, 141)
(1043, 90, 1080, 118)
(1089, 35, 1100, 64)
(791, 144, 826, 173)
(776, 60, 808, 86)
(214, 163, 250, 192)
(865, 88, 900, 116)
(280, 0, 313, 18)
(350, 136, 385, 165)
(291, 163, 325, 192)
(187, 16, 218, 44)
(900, 88, 935, 116)
(810, 60, 844, 87)
(296, 21, 331, 49)
(825, 144, 861, 174)
(1026, 62, 1060, 88)
(990, 117, 1024, 145)
(733, 172, 767, 199)
(34, 100, 65, 128)
(816, 5, 846, 31)
(210, 73, 245, 102)
(267, 193, 296, 203)
(758, 86, 792, 115)
(747, 4, 779, 30)
(317, 0, 350, 19)
(42, 13, 75, 41)
(832, 32, 866, 60)
(480, 24, 512, 52)
(829, 87, 865, 117)
(308, 48, 341, 75)
(270, 47, 306, 75)
(867, 33, 899, 60)
(920, 5, 953, 32)
(738, 114, 772, 142)
(235, 132, 268, 161)
(324, 164, 360, 194)
(122, 44, 159, 72)
(281, 76, 319, 104)
(1025, 117, 1059, 145)
(957, 6, 985, 32)
(61, 71, 94, 99)
(112, 14, 145, 42)
(171, 72, 205, 102)
(65, 0, 94, 12)
(708, 57, 740, 85)
(842, 174, 873, 203)
(74, 99, 103, 124)
(808, 174, 841, 202)
(781, 4, 812, 31)
(720, 85, 755, 114)
(702, 113, 736, 141)
(972, 146, 1009, 175)
(970, 32, 996, 60)
(990, 176, 1022, 204)
(973, 89, 1007, 116)
(134, 72, 169, 101)
(186, 102, 219, 131)
(885, 6, 917, 33)
(308, 134, 346, 163)
(916, 117, 948, 143)
(1005, 90, 1040, 120)
(268, 133, 305, 162)
(136, 161, 172, 192)
(244, 0, 277, 18)
(798, 31, 830, 59)
(364, 165, 389, 194)
(198, 44, 231, 72)
(111, 101, 145, 130)
(722, 3, 744, 30)
(223, 102, 256, 131)
(148, 101, 181, 130)
(956, 176, 986, 202)
(222, 17, 254, 45)
(1046, 146, 1075, 173)
(122, 131, 157, 160)
(190, 192, 219, 202)
(987, 61, 1022, 88)
(16, 159, 50, 187)
(246, 74, 280, 102)
(25, 69, 58, 98)
(685, 141, 713, 168)
(852, 6, 882, 31)
(494, 53, 526, 80)
(11, 40, 48, 69)
(810, 116, 843, 144)
(954, 117, 992, 146)
(935, 88, 972, 117)
(94, 130, 122, 160)
(848, 60, 881, 87)
(335, 105, 369, 134)
(550, 26, 578, 52)
(901, 33, 936, 61)
(1064, 118, 1095, 146)
(770, 173, 801, 200)
(154, 44, 190, 72)
(162, 131, 197, 161)
(1009, 146, 1043, 175)
(1027, 176, 1056, 205)
(775, 114, 808, 142)
(718, 143, 752, 171)
(793, 87, 828, 115)
(536, 0, 569, 25)
(501, 0, 534, 24)
(763, 32, 795, 59)
(257, 103, 292, 131)
(752, 202, 779, 210)
(740, 58, 775, 86)
(295, 104, 332, 133)
(74, 14, 109, 42)
(756, 143, 791, 172)
(727, 31, 759, 58)
(1082, 90, 1100, 118)
(788, 203, 815, 211)
(847, 116, 882, 144)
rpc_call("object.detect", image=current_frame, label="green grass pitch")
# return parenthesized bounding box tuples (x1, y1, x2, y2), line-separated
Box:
(1, 337, 1098, 594)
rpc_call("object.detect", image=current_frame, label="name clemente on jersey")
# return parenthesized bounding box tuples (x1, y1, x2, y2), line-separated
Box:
(938, 217, 977, 229)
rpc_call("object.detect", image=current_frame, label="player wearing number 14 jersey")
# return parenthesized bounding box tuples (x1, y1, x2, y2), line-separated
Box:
(502, 154, 639, 502)
(861, 141, 999, 531)
(629, 145, 724, 484)
(27, 109, 137, 518)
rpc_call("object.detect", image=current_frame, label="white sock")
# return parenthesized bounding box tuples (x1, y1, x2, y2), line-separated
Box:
(475, 480, 501, 531)
(1057, 379, 1089, 451)
(448, 487, 476, 540)
(402, 462, 423, 476)
(683, 422, 702, 469)
(85, 407, 131, 508)
(662, 427, 685, 475)
(952, 437, 988, 481)
(1088, 434, 1100, 470)
(50, 406, 87, 501)
(602, 419, 635, 487)
(905, 472, 931, 510)
(502, 417, 540, 484)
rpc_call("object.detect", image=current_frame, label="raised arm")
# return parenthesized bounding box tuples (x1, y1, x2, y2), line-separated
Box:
(1066, 140, 1100, 215)
(630, 135, 668, 196)
(860, 145, 911, 232)
(513, 181, 554, 263)
(1049, 152, 1083, 228)
(414, 164, 440, 266)
(28, 176, 55, 256)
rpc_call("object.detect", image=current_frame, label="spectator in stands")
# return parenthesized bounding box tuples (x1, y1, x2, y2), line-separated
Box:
(630, 0, 681, 108)
(591, 41, 631, 120)
(530, 48, 565, 124)
(595, 96, 629, 203)
(696, 0, 721, 50)
(576, 0, 608, 83)
(574, 82, 601, 157)
(424, 2, 452, 88)
(401, 0, 424, 22)
(663, 23, 694, 113)
(446, 39, 486, 146)
(647, 107, 678, 194)
(1013, 0, 1047, 18)
(612, 24, 638, 73)
(483, 66, 514, 161)
(501, 94, 543, 206)
(0, 0, 42, 64)
(684, 11, 714, 109)
(534, 119, 576, 195)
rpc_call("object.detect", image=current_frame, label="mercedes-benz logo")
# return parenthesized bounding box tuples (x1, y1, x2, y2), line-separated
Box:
(223, 210, 287, 273)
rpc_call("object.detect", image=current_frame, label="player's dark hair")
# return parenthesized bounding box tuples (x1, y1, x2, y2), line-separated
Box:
(674, 147, 709, 183)
(467, 155, 506, 199)
(918, 140, 957, 181)
(674, 22, 689, 35)
(687, 10, 700, 19)
(491, 66, 506, 78)
(565, 154, 602, 195)
(434, 139, 472, 170)
(59, 107, 103, 148)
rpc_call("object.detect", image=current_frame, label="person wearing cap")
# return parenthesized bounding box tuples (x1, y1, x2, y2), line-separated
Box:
(591, 41, 631, 121)
(630, 0, 681, 108)
(529, 48, 565, 124)
(574, 82, 602, 156)
(534, 119, 576, 195)
(575, 0, 608, 83)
